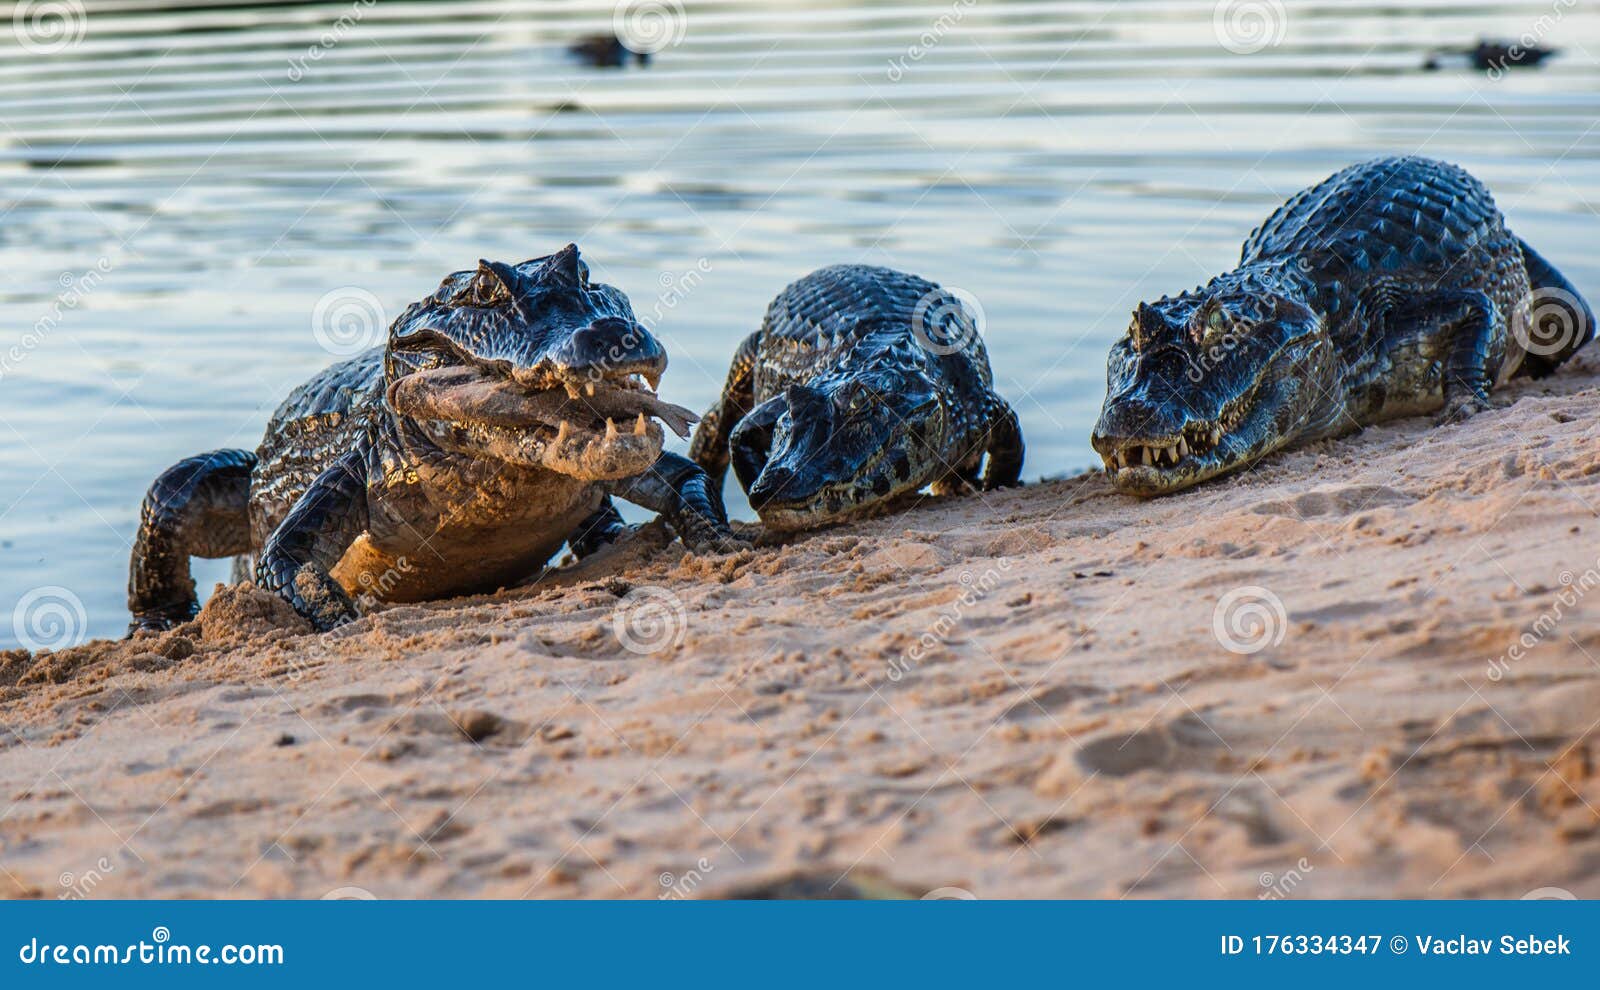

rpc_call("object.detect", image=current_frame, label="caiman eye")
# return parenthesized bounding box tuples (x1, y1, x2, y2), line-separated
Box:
(451, 268, 512, 309)
(1197, 305, 1240, 347)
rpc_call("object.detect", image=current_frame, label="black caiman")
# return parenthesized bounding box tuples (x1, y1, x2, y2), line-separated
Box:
(128, 245, 736, 634)
(1092, 155, 1594, 495)
(689, 264, 1024, 530)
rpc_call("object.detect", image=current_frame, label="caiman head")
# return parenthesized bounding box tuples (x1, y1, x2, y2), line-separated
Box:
(1090, 268, 1337, 496)
(383, 244, 695, 480)
(737, 359, 949, 531)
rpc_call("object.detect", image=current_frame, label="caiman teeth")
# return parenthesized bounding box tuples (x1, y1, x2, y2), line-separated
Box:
(556, 420, 570, 443)
(604, 417, 618, 440)
(565, 382, 582, 400)
(1108, 437, 1198, 473)
(634, 412, 648, 436)
(585, 382, 596, 397)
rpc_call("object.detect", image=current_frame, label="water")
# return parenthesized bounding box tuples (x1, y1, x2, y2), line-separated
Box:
(1, 0, 1596, 646)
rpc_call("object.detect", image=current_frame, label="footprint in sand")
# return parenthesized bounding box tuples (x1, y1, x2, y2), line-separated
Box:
(1073, 713, 1227, 777)
(1074, 724, 1178, 776)
(1249, 484, 1414, 519)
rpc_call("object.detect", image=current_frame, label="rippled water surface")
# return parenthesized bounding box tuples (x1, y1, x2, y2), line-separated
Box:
(2, 0, 1597, 644)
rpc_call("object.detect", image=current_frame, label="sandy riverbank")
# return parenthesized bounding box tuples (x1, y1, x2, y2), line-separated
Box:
(4, 351, 1600, 899)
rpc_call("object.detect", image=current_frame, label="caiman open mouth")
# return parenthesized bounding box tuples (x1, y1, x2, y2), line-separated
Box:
(1102, 398, 1244, 473)
(1096, 378, 1264, 495)
(1096, 335, 1326, 495)
(388, 365, 697, 479)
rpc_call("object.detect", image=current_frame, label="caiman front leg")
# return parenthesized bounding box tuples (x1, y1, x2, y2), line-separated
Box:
(255, 450, 370, 632)
(610, 452, 744, 553)
(1389, 289, 1501, 423)
(568, 497, 629, 559)
(688, 330, 761, 503)
(727, 395, 786, 495)
(980, 399, 1025, 490)
(127, 448, 256, 635)
(933, 399, 1025, 496)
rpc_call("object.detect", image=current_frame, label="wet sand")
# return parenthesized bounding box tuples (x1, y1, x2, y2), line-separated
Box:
(4, 351, 1600, 899)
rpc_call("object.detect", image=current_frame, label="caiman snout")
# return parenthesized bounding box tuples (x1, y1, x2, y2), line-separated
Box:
(1091, 395, 1190, 455)
(540, 316, 667, 386)
(747, 465, 795, 510)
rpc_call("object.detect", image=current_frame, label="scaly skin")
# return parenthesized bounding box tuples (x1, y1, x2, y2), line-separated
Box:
(1092, 156, 1595, 496)
(690, 264, 1023, 531)
(128, 245, 737, 635)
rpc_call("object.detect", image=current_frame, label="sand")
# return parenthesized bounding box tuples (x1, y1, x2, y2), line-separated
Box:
(5, 353, 1600, 900)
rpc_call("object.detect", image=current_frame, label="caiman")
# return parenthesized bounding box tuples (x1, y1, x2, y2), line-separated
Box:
(1092, 155, 1594, 495)
(128, 244, 736, 634)
(689, 264, 1024, 530)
